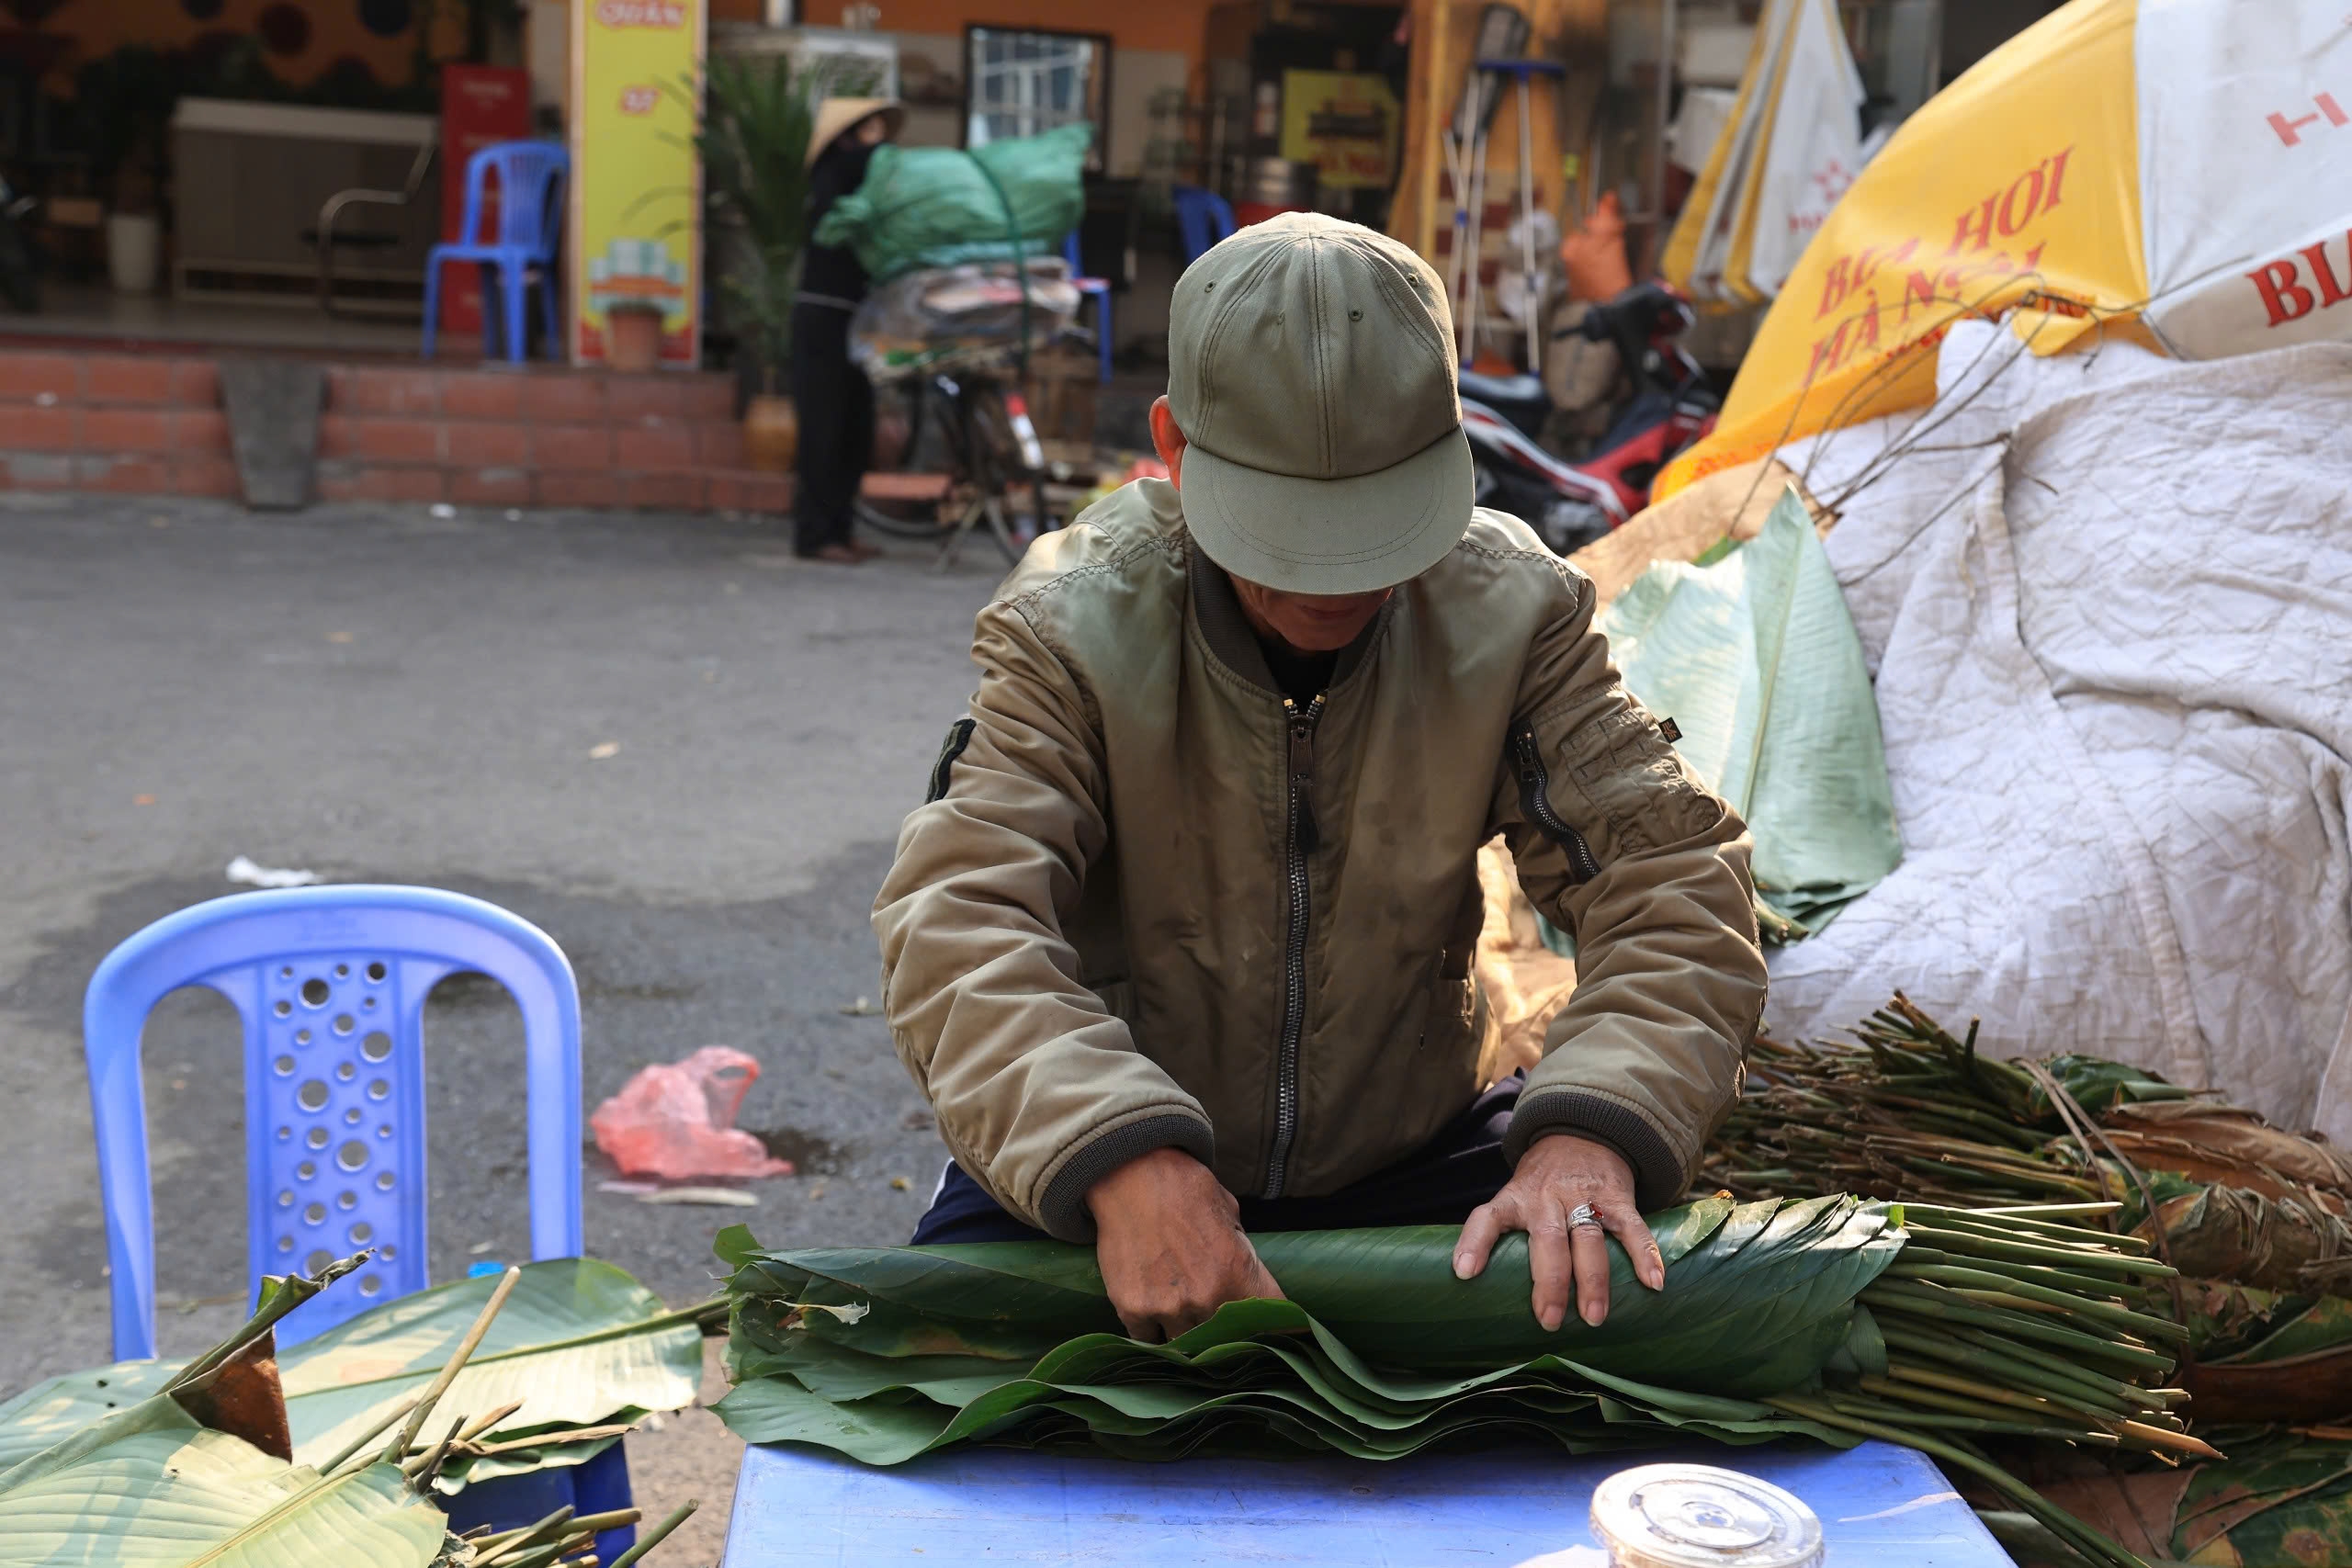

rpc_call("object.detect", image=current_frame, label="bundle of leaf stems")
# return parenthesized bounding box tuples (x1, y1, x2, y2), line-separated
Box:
(1778, 1201, 2200, 1568)
(1721, 1120, 2107, 1207)
(458, 1501, 697, 1568)
(1705, 998, 2129, 1207)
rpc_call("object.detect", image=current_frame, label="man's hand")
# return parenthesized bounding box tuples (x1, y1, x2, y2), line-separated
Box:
(1087, 1146, 1283, 1342)
(1453, 1133, 1664, 1329)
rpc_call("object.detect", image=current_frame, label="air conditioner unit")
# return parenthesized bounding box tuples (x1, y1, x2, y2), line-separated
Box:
(711, 23, 899, 100)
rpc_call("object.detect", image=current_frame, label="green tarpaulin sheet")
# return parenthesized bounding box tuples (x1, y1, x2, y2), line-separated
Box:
(1596, 485, 1901, 936)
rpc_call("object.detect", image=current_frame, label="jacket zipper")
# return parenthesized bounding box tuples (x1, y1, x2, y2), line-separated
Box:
(1263, 692, 1325, 1198)
(1510, 722, 1602, 883)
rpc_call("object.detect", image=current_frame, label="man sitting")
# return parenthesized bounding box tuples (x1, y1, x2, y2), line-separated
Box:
(876, 214, 1766, 1340)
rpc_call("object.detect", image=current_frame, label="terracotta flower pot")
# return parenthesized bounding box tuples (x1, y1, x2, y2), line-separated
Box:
(605, 306, 663, 374)
(743, 393, 798, 472)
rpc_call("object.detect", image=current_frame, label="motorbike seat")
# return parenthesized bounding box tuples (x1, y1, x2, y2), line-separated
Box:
(1456, 368, 1549, 437)
(1580, 283, 1684, 343)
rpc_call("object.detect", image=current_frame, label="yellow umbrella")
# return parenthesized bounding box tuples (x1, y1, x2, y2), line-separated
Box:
(1658, 0, 2352, 499)
(1664, 0, 1863, 308)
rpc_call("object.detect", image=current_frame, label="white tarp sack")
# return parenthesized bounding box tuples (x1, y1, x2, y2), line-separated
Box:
(1762, 321, 2352, 1141)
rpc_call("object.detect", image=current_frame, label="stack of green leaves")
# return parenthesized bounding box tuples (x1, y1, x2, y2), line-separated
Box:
(0, 1258, 707, 1491)
(717, 1196, 2190, 1568)
(0, 1258, 697, 1567)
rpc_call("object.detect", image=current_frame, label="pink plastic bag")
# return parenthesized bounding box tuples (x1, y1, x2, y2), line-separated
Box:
(590, 1044, 795, 1180)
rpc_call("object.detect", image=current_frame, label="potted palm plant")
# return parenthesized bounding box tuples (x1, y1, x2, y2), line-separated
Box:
(673, 53, 875, 470)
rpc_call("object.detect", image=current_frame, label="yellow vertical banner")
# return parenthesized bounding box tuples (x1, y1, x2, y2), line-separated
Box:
(570, 0, 704, 368)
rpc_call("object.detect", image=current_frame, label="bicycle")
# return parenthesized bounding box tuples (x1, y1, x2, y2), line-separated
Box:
(855, 348, 1054, 569)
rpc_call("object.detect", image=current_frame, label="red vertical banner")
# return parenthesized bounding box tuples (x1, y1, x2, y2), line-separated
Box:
(438, 66, 535, 340)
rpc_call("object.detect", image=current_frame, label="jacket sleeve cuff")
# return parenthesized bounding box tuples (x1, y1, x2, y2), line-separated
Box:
(1504, 1089, 1687, 1213)
(1035, 1111, 1217, 1243)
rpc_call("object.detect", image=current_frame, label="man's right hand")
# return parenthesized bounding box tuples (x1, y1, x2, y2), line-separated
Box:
(1086, 1146, 1283, 1341)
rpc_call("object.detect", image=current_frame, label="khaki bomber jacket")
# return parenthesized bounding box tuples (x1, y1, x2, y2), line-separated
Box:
(873, 479, 1767, 1241)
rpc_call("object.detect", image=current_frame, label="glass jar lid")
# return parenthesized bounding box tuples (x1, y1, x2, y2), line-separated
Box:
(1589, 1463, 1825, 1568)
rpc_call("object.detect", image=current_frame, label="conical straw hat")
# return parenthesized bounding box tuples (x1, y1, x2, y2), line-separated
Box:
(806, 97, 906, 169)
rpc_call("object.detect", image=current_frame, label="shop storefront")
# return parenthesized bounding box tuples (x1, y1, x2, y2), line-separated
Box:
(0, 0, 2058, 508)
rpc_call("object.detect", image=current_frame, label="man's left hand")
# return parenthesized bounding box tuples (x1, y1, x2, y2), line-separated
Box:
(1452, 1133, 1664, 1329)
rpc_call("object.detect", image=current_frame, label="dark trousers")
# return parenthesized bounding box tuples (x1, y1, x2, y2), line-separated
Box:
(788, 301, 873, 556)
(910, 1075, 1523, 1245)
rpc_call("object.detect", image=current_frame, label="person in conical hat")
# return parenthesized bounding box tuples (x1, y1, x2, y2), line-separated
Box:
(792, 98, 905, 564)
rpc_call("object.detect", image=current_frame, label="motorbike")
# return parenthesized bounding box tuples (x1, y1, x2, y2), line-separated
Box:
(1458, 281, 1719, 556)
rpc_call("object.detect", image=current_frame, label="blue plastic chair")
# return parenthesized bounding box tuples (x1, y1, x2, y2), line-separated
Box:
(1170, 185, 1237, 266)
(423, 141, 569, 362)
(83, 884, 634, 1555)
(1063, 231, 1113, 382)
(84, 885, 584, 1356)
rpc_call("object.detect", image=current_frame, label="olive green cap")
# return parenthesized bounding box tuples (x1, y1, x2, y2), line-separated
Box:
(1168, 212, 1474, 595)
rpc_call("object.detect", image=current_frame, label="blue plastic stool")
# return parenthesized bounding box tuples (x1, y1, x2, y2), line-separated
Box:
(1170, 185, 1237, 265)
(423, 141, 570, 362)
(81, 884, 633, 1557)
(1063, 231, 1113, 383)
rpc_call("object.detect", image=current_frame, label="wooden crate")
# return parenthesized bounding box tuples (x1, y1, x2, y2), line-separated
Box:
(1023, 345, 1098, 445)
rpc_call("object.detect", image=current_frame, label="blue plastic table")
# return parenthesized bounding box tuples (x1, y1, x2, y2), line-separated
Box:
(722, 1439, 2016, 1565)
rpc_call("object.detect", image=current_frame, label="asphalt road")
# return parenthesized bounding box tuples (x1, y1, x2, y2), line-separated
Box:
(0, 490, 1009, 1559)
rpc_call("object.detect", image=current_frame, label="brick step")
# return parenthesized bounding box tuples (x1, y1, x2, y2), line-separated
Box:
(0, 448, 241, 496)
(0, 343, 791, 512)
(318, 362, 780, 510)
(0, 405, 232, 459)
(318, 412, 750, 473)
(313, 459, 790, 512)
(0, 346, 237, 495)
(0, 350, 220, 409)
(327, 363, 737, 423)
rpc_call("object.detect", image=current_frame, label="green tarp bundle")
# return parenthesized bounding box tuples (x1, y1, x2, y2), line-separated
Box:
(1596, 485, 1902, 938)
(813, 123, 1091, 284)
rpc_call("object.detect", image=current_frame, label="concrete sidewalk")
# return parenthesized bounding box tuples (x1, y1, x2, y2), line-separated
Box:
(0, 491, 1011, 1561)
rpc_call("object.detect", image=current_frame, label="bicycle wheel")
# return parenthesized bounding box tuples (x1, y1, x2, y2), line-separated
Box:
(854, 378, 963, 541)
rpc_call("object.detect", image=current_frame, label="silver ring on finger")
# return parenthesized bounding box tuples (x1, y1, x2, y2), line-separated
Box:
(1567, 1201, 1602, 1230)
